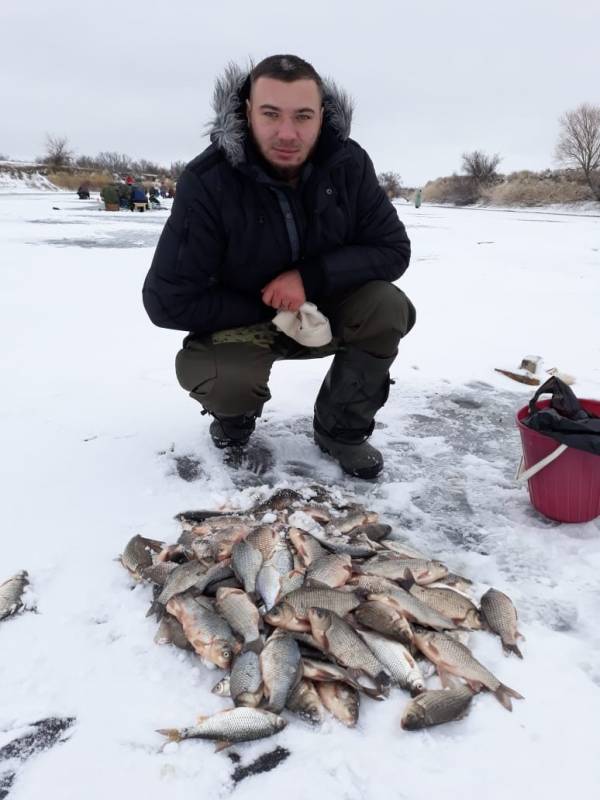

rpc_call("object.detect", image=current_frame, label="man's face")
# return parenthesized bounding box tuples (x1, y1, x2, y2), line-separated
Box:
(246, 77, 323, 177)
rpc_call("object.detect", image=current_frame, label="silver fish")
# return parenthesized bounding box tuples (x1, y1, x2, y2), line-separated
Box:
(358, 630, 425, 696)
(154, 614, 192, 650)
(359, 556, 448, 584)
(283, 586, 366, 619)
(0, 571, 29, 621)
(413, 629, 523, 711)
(215, 587, 261, 650)
(316, 681, 360, 727)
(368, 588, 457, 630)
(156, 560, 207, 607)
(157, 707, 286, 750)
(353, 600, 414, 645)
(231, 539, 263, 595)
(287, 679, 325, 725)
(260, 631, 302, 712)
(306, 554, 353, 588)
(141, 561, 178, 586)
(288, 528, 327, 567)
(331, 508, 379, 533)
(256, 564, 282, 611)
(480, 588, 524, 658)
(120, 535, 163, 578)
(407, 583, 482, 629)
(230, 650, 263, 707)
(211, 675, 231, 697)
(307, 608, 390, 695)
(166, 592, 238, 669)
(401, 686, 474, 730)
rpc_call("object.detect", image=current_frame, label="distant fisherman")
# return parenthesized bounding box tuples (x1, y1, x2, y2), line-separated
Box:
(143, 54, 415, 478)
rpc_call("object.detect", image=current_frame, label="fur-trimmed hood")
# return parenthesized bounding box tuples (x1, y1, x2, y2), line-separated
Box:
(207, 62, 354, 167)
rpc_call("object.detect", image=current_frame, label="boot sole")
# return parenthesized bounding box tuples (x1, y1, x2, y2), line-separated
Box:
(316, 443, 383, 480)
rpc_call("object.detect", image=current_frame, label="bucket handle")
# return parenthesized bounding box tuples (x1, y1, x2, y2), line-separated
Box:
(516, 443, 569, 483)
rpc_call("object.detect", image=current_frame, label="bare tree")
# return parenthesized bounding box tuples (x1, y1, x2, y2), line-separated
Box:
(556, 103, 600, 201)
(170, 160, 187, 179)
(76, 154, 101, 170)
(377, 171, 403, 199)
(461, 150, 501, 184)
(95, 151, 133, 175)
(42, 134, 73, 169)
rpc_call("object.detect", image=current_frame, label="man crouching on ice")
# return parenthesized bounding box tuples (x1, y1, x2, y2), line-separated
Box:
(143, 54, 415, 479)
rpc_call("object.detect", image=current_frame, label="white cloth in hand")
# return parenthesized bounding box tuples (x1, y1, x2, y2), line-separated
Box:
(272, 302, 333, 348)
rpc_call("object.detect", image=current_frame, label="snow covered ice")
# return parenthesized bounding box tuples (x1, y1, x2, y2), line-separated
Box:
(1, 189, 600, 799)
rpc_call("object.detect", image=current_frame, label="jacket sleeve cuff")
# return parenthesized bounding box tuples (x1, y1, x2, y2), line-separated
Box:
(298, 256, 325, 300)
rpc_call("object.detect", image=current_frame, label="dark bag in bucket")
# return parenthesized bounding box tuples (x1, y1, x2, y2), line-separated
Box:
(523, 377, 600, 456)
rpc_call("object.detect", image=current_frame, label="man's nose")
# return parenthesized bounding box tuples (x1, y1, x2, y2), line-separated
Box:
(276, 116, 298, 139)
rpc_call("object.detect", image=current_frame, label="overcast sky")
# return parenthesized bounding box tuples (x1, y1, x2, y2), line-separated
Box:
(2, 0, 598, 185)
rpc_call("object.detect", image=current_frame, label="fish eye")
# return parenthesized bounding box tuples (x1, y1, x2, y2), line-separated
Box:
(222, 649, 231, 659)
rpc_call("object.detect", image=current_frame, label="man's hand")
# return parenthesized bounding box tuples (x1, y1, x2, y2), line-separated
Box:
(262, 269, 306, 312)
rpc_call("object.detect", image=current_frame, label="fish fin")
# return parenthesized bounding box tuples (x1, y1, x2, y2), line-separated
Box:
(502, 642, 524, 659)
(214, 740, 233, 753)
(517, 629, 526, 641)
(464, 678, 484, 692)
(156, 728, 181, 742)
(242, 638, 264, 655)
(146, 600, 161, 619)
(396, 568, 416, 591)
(494, 683, 524, 711)
(356, 669, 391, 698)
(437, 667, 456, 689)
(360, 682, 386, 701)
(195, 714, 208, 723)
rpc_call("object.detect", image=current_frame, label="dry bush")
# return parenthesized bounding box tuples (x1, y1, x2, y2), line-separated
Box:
(422, 175, 480, 205)
(484, 171, 594, 206)
(378, 171, 403, 198)
(461, 150, 501, 184)
(49, 171, 113, 191)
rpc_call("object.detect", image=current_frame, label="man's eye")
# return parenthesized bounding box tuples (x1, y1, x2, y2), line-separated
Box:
(297, 115, 311, 121)
(264, 111, 278, 119)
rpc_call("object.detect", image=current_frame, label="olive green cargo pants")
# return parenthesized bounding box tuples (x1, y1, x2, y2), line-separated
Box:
(175, 280, 416, 421)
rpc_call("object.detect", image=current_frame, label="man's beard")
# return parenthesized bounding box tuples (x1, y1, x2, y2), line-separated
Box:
(249, 129, 316, 181)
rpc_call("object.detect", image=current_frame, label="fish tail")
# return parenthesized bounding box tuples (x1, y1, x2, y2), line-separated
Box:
(374, 670, 391, 698)
(156, 728, 182, 742)
(242, 638, 264, 655)
(494, 682, 524, 711)
(502, 641, 524, 659)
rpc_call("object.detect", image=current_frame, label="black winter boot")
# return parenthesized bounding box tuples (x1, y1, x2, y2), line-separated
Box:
(313, 347, 396, 479)
(209, 414, 256, 449)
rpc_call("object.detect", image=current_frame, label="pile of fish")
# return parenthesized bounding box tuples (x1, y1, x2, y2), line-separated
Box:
(120, 488, 524, 750)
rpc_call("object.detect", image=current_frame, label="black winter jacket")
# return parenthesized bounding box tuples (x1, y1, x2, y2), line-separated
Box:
(143, 65, 411, 335)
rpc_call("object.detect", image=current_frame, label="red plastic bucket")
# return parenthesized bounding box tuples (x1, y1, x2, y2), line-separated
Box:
(517, 398, 600, 523)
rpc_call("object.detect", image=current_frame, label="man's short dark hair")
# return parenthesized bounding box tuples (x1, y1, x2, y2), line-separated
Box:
(250, 54, 323, 99)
